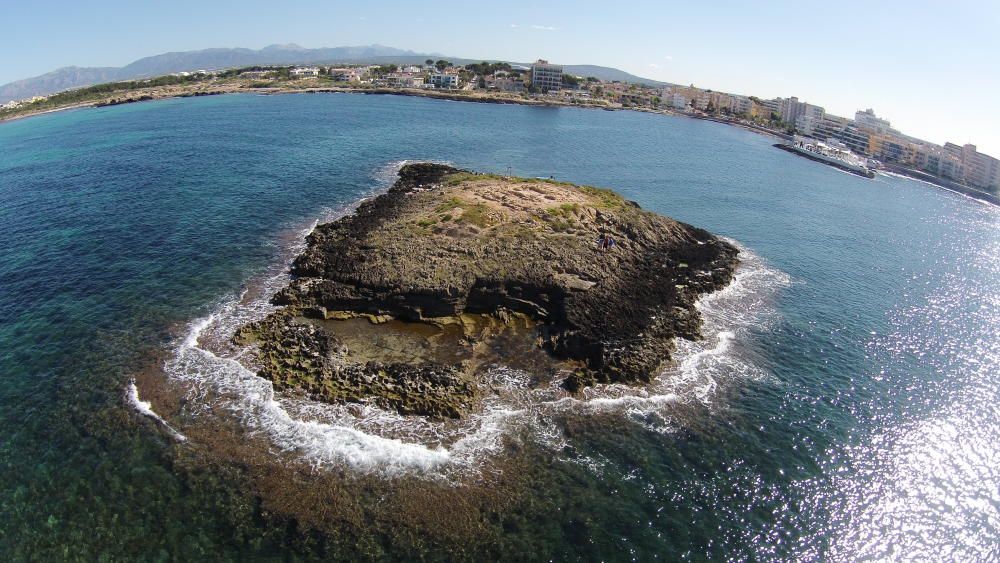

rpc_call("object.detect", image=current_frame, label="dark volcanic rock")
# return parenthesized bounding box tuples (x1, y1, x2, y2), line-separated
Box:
(235, 311, 476, 418)
(240, 163, 738, 417)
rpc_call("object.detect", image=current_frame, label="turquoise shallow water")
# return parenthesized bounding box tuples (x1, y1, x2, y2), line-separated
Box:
(0, 93, 997, 560)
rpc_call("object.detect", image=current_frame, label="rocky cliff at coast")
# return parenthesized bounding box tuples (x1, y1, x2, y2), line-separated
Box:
(235, 163, 738, 418)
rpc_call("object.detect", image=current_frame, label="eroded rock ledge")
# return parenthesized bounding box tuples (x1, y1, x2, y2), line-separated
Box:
(236, 163, 738, 418)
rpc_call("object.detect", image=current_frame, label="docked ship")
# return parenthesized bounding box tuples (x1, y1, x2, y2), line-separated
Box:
(774, 137, 875, 178)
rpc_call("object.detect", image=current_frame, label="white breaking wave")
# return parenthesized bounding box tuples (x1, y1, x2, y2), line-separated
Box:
(126, 380, 187, 442)
(161, 163, 792, 477)
(557, 244, 789, 418)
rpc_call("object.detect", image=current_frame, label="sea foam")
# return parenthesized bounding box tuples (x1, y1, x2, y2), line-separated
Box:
(126, 381, 187, 442)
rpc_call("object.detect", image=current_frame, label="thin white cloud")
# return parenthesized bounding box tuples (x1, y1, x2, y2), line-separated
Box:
(663, 55, 674, 61)
(509, 23, 560, 30)
(648, 63, 661, 69)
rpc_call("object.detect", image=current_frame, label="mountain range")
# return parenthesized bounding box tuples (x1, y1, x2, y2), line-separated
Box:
(0, 44, 665, 103)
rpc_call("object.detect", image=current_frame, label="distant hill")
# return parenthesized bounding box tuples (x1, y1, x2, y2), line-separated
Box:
(116, 44, 421, 77)
(0, 45, 665, 103)
(556, 65, 666, 86)
(0, 66, 121, 103)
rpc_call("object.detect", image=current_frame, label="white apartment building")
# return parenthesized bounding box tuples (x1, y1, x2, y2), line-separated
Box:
(779, 97, 824, 126)
(530, 59, 563, 92)
(944, 142, 1000, 191)
(755, 98, 783, 120)
(428, 73, 459, 89)
(795, 114, 819, 136)
(855, 109, 892, 134)
(731, 96, 753, 115)
(910, 144, 965, 180)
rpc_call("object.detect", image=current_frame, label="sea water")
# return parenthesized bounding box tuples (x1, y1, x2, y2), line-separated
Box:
(0, 93, 996, 560)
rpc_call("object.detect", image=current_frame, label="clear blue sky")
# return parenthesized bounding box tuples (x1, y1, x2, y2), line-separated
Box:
(4, 0, 999, 154)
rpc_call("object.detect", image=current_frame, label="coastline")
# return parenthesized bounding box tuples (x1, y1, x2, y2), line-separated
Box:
(0, 100, 100, 124)
(0, 80, 786, 142)
(0, 83, 592, 124)
(879, 164, 1000, 206)
(5, 81, 991, 206)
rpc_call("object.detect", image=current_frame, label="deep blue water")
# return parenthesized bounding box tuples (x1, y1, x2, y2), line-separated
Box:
(0, 93, 997, 561)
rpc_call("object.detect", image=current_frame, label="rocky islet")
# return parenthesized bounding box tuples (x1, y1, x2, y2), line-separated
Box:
(234, 163, 739, 418)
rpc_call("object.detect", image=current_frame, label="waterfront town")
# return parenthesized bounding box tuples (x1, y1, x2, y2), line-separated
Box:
(2, 58, 997, 197)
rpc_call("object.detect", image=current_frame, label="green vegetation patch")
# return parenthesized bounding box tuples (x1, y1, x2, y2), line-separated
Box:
(458, 204, 492, 227)
(520, 177, 576, 188)
(441, 172, 504, 186)
(542, 203, 583, 232)
(434, 196, 465, 213)
(578, 185, 626, 209)
(547, 202, 581, 217)
(433, 196, 493, 227)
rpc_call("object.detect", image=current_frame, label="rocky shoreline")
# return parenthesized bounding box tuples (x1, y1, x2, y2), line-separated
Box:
(235, 164, 738, 418)
(0, 83, 594, 125)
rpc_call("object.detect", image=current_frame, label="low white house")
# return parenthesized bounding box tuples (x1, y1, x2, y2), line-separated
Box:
(486, 77, 524, 92)
(239, 70, 271, 79)
(329, 68, 365, 82)
(290, 66, 320, 78)
(386, 73, 424, 88)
